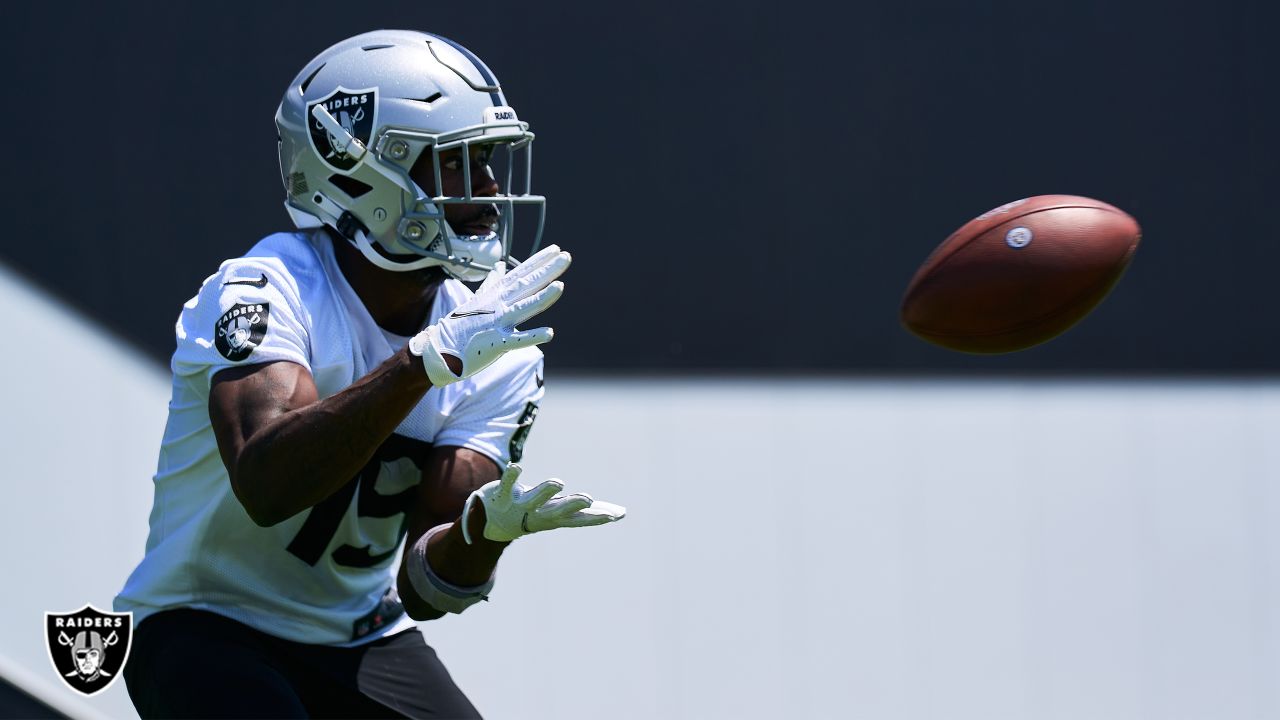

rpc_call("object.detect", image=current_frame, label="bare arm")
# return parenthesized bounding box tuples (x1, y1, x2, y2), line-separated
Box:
(204, 245, 570, 529)
(208, 348, 452, 527)
(397, 447, 511, 621)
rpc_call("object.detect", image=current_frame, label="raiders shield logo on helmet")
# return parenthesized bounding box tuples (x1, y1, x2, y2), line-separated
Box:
(45, 605, 133, 696)
(307, 86, 378, 173)
(215, 302, 270, 361)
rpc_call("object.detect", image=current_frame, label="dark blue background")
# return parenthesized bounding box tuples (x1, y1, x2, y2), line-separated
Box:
(6, 0, 1277, 373)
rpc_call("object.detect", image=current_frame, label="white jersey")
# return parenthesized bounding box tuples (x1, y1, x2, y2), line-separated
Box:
(115, 231, 543, 646)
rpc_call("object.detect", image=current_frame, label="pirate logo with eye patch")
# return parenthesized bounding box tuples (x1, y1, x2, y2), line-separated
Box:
(215, 303, 270, 361)
(308, 86, 378, 173)
(45, 605, 133, 696)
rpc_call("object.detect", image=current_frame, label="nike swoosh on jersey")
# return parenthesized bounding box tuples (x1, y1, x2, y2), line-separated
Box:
(448, 309, 495, 318)
(223, 273, 269, 289)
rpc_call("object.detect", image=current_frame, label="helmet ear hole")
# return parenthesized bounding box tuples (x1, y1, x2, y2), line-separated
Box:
(299, 63, 326, 94)
(329, 174, 373, 199)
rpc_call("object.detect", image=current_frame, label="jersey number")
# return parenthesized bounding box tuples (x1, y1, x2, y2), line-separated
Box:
(285, 434, 432, 568)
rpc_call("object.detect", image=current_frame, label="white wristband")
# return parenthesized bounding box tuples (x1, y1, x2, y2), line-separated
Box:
(405, 524, 495, 614)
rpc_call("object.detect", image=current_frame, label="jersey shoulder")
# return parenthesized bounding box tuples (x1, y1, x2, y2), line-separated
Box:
(221, 231, 329, 300)
(186, 231, 331, 319)
(172, 231, 333, 377)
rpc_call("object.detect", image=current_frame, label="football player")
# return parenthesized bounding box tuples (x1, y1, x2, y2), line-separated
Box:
(114, 30, 624, 718)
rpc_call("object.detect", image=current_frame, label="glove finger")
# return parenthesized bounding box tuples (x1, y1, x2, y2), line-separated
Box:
(501, 248, 561, 292)
(496, 463, 522, 500)
(538, 493, 593, 518)
(504, 252, 571, 303)
(476, 261, 507, 295)
(505, 244, 561, 280)
(554, 504, 627, 528)
(522, 479, 565, 509)
(504, 327, 554, 350)
(505, 282, 563, 327)
(583, 500, 626, 520)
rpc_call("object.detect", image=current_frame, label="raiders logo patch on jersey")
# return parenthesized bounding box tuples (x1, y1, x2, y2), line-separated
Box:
(308, 86, 378, 173)
(215, 303, 270, 361)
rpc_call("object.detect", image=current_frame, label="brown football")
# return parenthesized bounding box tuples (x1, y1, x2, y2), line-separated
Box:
(901, 195, 1141, 354)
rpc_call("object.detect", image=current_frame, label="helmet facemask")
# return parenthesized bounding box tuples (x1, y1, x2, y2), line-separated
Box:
(306, 103, 545, 281)
(382, 121, 544, 281)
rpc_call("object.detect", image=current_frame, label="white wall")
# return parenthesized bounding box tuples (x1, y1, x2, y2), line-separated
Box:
(2, 267, 1277, 719)
(448, 379, 1280, 720)
(0, 265, 169, 720)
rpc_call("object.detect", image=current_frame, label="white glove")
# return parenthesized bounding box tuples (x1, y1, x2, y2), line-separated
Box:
(461, 463, 626, 544)
(410, 245, 571, 387)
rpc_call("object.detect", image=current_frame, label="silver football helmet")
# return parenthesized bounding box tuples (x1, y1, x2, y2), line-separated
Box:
(276, 30, 545, 280)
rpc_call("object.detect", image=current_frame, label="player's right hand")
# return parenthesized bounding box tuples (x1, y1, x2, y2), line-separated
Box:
(409, 245, 570, 387)
(461, 463, 626, 544)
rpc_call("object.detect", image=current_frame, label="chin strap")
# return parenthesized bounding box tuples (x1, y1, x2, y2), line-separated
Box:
(301, 190, 440, 273)
(349, 227, 444, 272)
(295, 190, 505, 276)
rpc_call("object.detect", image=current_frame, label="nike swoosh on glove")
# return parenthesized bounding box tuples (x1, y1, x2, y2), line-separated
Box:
(461, 463, 626, 544)
(409, 245, 571, 387)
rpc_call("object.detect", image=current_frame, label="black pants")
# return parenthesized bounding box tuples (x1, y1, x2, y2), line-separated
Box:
(124, 609, 481, 719)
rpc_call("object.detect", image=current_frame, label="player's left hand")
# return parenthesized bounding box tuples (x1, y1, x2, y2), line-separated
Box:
(410, 245, 570, 387)
(461, 463, 626, 544)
